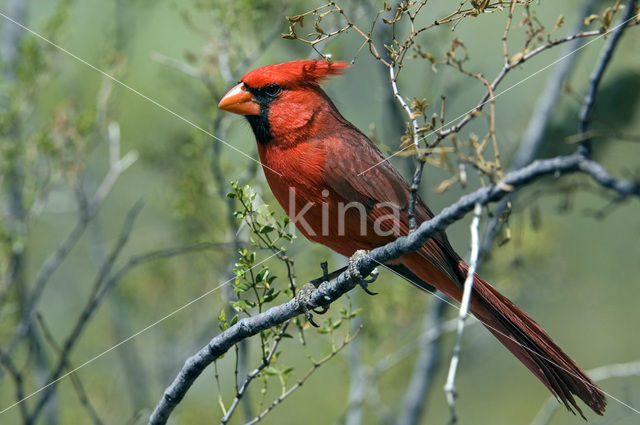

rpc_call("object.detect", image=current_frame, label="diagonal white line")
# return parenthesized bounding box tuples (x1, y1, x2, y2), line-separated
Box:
(376, 256, 640, 416)
(358, 13, 640, 176)
(0, 250, 281, 416)
(0, 10, 282, 177)
(2, 5, 638, 420)
(0, 8, 284, 416)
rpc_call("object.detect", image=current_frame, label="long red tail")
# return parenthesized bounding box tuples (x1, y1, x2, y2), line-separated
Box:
(459, 262, 606, 417)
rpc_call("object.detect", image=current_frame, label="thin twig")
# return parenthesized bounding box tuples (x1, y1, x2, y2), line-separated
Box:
(36, 314, 105, 425)
(5, 239, 229, 423)
(436, 29, 604, 141)
(501, 1, 518, 62)
(578, 0, 638, 156)
(359, 24, 624, 177)
(0, 0, 28, 311)
(480, 0, 599, 254)
(345, 295, 364, 425)
(150, 52, 205, 79)
(515, 0, 598, 169)
(220, 322, 291, 424)
(443, 203, 482, 424)
(91, 117, 151, 411)
(389, 63, 424, 231)
(27, 201, 145, 424)
(531, 360, 640, 425)
(146, 152, 640, 425)
(242, 329, 361, 425)
(0, 348, 28, 423)
(397, 296, 447, 425)
(6, 130, 138, 357)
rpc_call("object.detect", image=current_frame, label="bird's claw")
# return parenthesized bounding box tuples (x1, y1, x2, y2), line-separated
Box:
(312, 305, 329, 314)
(295, 261, 332, 327)
(346, 250, 379, 295)
(360, 268, 379, 295)
(295, 255, 378, 326)
(295, 283, 322, 327)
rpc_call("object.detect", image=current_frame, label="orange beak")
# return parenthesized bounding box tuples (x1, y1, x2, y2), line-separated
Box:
(218, 83, 260, 116)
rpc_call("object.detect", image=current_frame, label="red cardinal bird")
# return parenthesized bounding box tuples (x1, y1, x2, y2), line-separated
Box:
(218, 59, 606, 416)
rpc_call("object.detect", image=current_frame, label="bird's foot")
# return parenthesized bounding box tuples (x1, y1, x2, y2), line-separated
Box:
(346, 250, 379, 295)
(295, 254, 378, 326)
(295, 262, 332, 327)
(295, 283, 322, 327)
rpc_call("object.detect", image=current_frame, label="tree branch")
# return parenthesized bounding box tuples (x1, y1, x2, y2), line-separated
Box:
(444, 203, 482, 424)
(578, 0, 638, 156)
(242, 329, 361, 425)
(514, 0, 598, 170)
(5, 129, 138, 358)
(396, 296, 446, 425)
(220, 322, 291, 425)
(480, 0, 634, 255)
(344, 292, 365, 425)
(531, 359, 640, 425)
(480, 0, 596, 253)
(148, 151, 639, 425)
(27, 201, 145, 424)
(36, 314, 105, 425)
(0, 348, 28, 423)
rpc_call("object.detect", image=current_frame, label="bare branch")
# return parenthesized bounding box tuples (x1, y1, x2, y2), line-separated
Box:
(531, 360, 640, 425)
(27, 201, 145, 424)
(345, 295, 364, 425)
(444, 203, 482, 424)
(220, 322, 291, 425)
(148, 151, 640, 425)
(437, 29, 604, 141)
(242, 329, 361, 425)
(6, 129, 138, 357)
(480, 0, 599, 254)
(389, 62, 425, 232)
(0, 0, 29, 363)
(210, 115, 258, 421)
(36, 314, 105, 425)
(24, 227, 229, 422)
(0, 348, 28, 423)
(515, 0, 598, 170)
(396, 296, 446, 425)
(501, 1, 518, 63)
(578, 0, 638, 156)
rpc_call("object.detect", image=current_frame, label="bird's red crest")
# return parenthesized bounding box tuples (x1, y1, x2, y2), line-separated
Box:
(240, 59, 349, 88)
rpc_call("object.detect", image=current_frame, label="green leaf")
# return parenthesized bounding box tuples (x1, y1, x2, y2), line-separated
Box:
(255, 268, 270, 282)
(350, 307, 363, 318)
(282, 367, 294, 375)
(263, 290, 280, 303)
(259, 225, 275, 234)
(218, 310, 227, 330)
(264, 366, 279, 375)
(234, 282, 251, 292)
(230, 299, 253, 312)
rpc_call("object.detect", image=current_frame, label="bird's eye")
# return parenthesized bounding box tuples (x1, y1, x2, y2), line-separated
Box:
(263, 84, 282, 98)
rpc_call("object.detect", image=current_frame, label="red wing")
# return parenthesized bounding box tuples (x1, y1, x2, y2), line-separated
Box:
(321, 125, 462, 285)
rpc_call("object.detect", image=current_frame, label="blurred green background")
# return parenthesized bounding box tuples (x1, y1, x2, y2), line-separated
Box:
(1, 0, 639, 424)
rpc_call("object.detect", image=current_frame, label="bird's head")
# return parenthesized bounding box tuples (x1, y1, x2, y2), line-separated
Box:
(218, 59, 349, 146)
